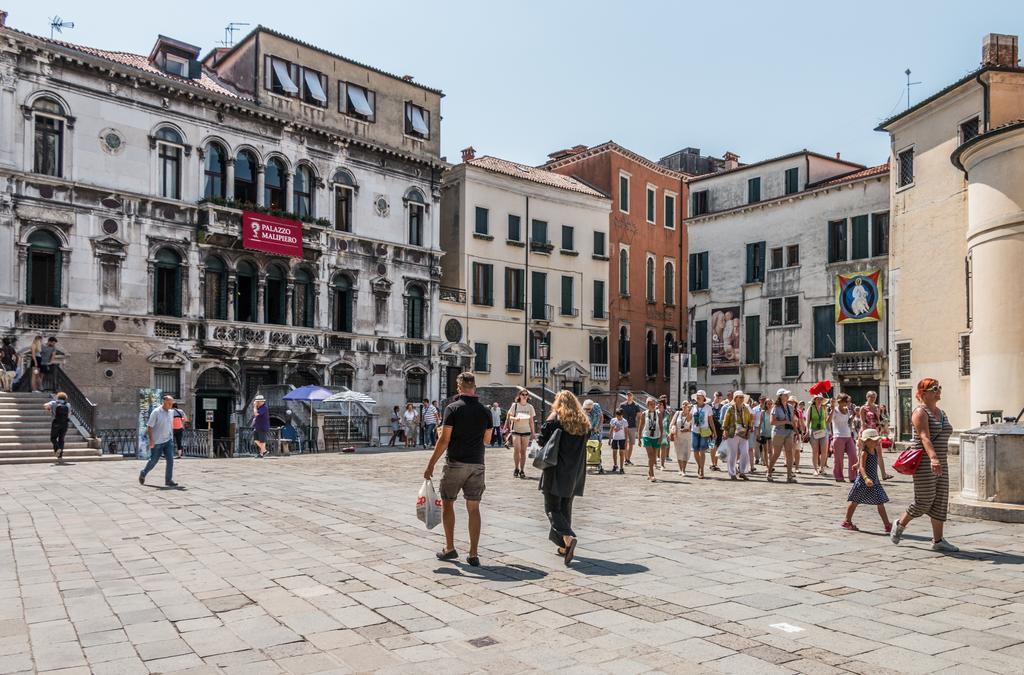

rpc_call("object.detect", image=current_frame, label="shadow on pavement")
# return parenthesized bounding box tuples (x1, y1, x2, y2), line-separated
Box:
(949, 549, 1024, 566)
(434, 563, 548, 581)
(570, 556, 649, 576)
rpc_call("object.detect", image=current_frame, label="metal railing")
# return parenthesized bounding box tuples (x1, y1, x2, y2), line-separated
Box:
(99, 428, 213, 458)
(530, 303, 553, 322)
(236, 426, 320, 456)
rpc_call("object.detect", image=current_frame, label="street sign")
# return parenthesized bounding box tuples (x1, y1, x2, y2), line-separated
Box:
(205, 411, 215, 423)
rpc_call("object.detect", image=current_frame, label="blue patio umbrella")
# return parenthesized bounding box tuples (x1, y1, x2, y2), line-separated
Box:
(281, 385, 336, 450)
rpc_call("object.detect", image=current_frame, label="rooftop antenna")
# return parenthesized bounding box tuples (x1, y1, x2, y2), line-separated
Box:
(218, 22, 250, 47)
(905, 68, 922, 110)
(49, 15, 74, 39)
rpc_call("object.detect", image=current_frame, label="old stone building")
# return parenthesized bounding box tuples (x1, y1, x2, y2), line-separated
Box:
(0, 16, 445, 438)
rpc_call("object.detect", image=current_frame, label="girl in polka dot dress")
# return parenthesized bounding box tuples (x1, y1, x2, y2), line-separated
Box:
(841, 428, 893, 532)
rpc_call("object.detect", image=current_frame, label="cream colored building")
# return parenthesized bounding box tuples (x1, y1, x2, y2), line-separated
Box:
(878, 33, 1024, 436)
(438, 150, 611, 400)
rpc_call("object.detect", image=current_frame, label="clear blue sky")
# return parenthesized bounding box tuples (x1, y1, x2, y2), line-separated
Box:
(4, 0, 1021, 167)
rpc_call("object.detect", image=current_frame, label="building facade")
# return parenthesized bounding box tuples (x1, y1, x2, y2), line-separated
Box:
(545, 142, 687, 399)
(438, 150, 611, 400)
(681, 150, 890, 406)
(878, 34, 1024, 435)
(0, 17, 445, 435)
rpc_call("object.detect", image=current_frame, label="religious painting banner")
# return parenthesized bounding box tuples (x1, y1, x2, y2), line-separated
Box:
(835, 269, 883, 324)
(242, 211, 304, 257)
(711, 306, 740, 375)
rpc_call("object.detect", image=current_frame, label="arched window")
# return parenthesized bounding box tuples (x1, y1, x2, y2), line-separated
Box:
(664, 260, 675, 305)
(618, 326, 630, 374)
(293, 165, 314, 218)
(293, 268, 315, 328)
(234, 150, 257, 204)
(333, 275, 354, 332)
(333, 170, 356, 232)
(235, 261, 257, 322)
(645, 330, 657, 378)
(332, 364, 354, 389)
(153, 248, 183, 317)
(25, 230, 62, 307)
(204, 256, 228, 320)
(664, 332, 674, 378)
(407, 189, 425, 246)
(406, 285, 425, 339)
(405, 368, 426, 403)
(203, 143, 226, 200)
(589, 336, 608, 365)
(646, 256, 655, 302)
(265, 264, 287, 325)
(264, 157, 287, 210)
(32, 98, 65, 177)
(618, 248, 629, 296)
(155, 127, 184, 200)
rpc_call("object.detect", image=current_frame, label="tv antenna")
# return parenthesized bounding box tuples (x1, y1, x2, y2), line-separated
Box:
(905, 68, 922, 110)
(218, 22, 250, 47)
(49, 16, 74, 39)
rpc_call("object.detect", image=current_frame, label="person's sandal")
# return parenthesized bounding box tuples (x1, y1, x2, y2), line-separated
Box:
(466, 556, 481, 567)
(435, 549, 458, 561)
(563, 537, 577, 566)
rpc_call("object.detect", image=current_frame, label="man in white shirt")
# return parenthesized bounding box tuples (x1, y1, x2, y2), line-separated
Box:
(139, 395, 180, 488)
(421, 398, 440, 447)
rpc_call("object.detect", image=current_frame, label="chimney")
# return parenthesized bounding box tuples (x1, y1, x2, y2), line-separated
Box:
(401, 74, 414, 82)
(547, 145, 587, 161)
(723, 151, 740, 170)
(982, 33, 1019, 67)
(836, 152, 841, 160)
(0, 10, 7, 27)
(461, 146, 475, 162)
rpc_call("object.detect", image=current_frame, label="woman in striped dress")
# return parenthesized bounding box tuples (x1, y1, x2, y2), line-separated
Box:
(890, 378, 958, 552)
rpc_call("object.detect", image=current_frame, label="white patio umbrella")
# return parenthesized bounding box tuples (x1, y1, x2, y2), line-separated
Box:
(323, 390, 377, 441)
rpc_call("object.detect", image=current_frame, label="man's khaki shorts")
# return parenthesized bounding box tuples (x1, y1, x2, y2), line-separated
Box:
(439, 461, 485, 501)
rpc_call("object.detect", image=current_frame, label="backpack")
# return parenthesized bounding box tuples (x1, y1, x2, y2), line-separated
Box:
(52, 400, 70, 424)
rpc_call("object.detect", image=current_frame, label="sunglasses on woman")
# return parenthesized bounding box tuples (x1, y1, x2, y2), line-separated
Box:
(925, 384, 942, 392)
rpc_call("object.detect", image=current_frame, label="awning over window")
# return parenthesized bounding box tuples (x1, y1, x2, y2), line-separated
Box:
(272, 59, 298, 94)
(409, 105, 429, 135)
(347, 85, 373, 117)
(303, 70, 327, 103)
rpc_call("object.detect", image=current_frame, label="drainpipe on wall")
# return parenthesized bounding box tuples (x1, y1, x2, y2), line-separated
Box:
(523, 195, 530, 390)
(254, 32, 260, 107)
(975, 72, 990, 133)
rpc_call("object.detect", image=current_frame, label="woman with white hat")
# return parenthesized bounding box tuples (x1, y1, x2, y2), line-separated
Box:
(767, 389, 798, 483)
(722, 391, 752, 480)
(669, 400, 692, 476)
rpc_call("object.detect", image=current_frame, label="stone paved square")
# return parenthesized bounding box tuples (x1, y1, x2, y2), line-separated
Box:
(1, 449, 1023, 674)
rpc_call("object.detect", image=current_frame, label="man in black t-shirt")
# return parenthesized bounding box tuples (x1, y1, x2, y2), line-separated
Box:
(424, 372, 492, 567)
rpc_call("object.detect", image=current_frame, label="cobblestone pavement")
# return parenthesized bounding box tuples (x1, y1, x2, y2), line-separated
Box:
(1, 447, 1023, 674)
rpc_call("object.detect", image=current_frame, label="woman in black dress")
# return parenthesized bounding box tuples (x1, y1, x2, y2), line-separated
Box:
(536, 390, 591, 566)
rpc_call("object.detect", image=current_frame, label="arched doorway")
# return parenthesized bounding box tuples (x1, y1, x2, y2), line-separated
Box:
(194, 367, 237, 452)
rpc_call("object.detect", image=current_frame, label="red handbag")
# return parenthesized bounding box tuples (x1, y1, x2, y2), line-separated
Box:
(893, 448, 923, 475)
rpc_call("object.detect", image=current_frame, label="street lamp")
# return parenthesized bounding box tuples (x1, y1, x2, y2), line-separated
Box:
(538, 340, 549, 420)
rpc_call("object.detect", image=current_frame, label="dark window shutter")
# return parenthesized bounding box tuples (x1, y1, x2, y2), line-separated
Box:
(745, 315, 760, 364)
(173, 266, 182, 317)
(700, 252, 709, 290)
(695, 320, 708, 367)
(188, 59, 202, 79)
(757, 243, 766, 282)
(851, 215, 869, 259)
(813, 306, 835, 358)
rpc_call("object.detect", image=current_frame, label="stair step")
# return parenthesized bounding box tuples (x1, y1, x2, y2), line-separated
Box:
(0, 441, 89, 448)
(0, 449, 101, 458)
(0, 455, 122, 465)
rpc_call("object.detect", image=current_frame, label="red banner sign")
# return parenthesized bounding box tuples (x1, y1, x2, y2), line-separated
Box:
(241, 211, 303, 258)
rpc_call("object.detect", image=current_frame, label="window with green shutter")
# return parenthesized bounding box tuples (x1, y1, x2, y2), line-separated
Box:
(593, 230, 606, 256)
(745, 241, 765, 283)
(748, 177, 761, 204)
(593, 280, 605, 318)
(474, 207, 489, 235)
(560, 276, 574, 316)
(745, 315, 760, 364)
(784, 167, 799, 195)
(688, 252, 709, 291)
(813, 306, 835, 358)
(872, 212, 889, 257)
(844, 322, 879, 352)
(619, 174, 629, 213)
(561, 225, 574, 251)
(474, 343, 489, 372)
(694, 320, 708, 367)
(851, 215, 869, 259)
(472, 262, 493, 306)
(507, 214, 521, 241)
(664, 194, 676, 228)
(646, 186, 656, 223)
(828, 219, 848, 262)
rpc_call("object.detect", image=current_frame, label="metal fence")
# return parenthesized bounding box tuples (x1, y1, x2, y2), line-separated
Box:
(236, 427, 320, 456)
(98, 428, 213, 458)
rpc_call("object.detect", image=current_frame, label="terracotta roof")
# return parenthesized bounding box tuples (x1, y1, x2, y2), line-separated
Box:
(466, 156, 608, 198)
(687, 149, 864, 184)
(542, 141, 690, 179)
(808, 162, 890, 188)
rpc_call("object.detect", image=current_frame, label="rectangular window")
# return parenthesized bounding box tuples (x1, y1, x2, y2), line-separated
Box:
(784, 296, 799, 325)
(896, 342, 912, 379)
(745, 315, 760, 364)
(898, 147, 914, 187)
(688, 251, 709, 291)
(664, 194, 676, 229)
(300, 67, 328, 106)
(960, 117, 980, 143)
(784, 355, 799, 378)
(770, 247, 784, 270)
(694, 320, 708, 367)
(531, 219, 548, 244)
(473, 343, 489, 373)
(593, 280, 605, 319)
(748, 177, 761, 204)
(471, 262, 493, 306)
(334, 186, 353, 232)
(813, 306, 836, 358)
(531, 270, 547, 320)
(619, 174, 630, 213)
(339, 81, 376, 121)
(33, 115, 63, 177)
(959, 334, 971, 376)
(786, 245, 800, 267)
(646, 186, 656, 223)
(593, 231, 606, 256)
(784, 167, 799, 195)
(266, 56, 299, 96)
(474, 206, 489, 235)
(505, 267, 525, 309)
(405, 102, 430, 138)
(872, 212, 890, 257)
(844, 322, 879, 352)
(560, 276, 574, 316)
(507, 214, 521, 241)
(561, 225, 574, 251)
(507, 345, 522, 374)
(691, 189, 709, 216)
(851, 215, 870, 259)
(828, 219, 848, 262)
(154, 368, 180, 398)
(745, 241, 766, 283)
(769, 298, 783, 326)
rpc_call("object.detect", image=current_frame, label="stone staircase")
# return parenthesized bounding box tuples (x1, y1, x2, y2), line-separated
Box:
(0, 392, 120, 465)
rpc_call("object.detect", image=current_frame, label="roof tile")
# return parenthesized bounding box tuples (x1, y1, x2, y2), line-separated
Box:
(466, 156, 607, 198)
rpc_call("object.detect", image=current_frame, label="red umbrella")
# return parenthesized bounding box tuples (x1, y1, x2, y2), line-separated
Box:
(809, 380, 833, 397)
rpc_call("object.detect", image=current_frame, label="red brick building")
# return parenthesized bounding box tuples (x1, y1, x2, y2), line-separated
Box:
(546, 142, 687, 398)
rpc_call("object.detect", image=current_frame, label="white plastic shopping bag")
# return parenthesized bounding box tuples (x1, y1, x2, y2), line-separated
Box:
(416, 479, 442, 530)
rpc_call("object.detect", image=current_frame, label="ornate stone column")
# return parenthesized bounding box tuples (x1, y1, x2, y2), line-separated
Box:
(256, 164, 265, 208)
(226, 274, 237, 322)
(257, 277, 266, 324)
(225, 158, 236, 201)
(285, 172, 295, 214)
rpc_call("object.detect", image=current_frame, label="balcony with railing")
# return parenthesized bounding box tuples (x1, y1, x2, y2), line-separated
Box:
(197, 200, 324, 254)
(202, 320, 321, 353)
(832, 352, 884, 376)
(559, 307, 580, 318)
(590, 363, 609, 381)
(530, 303, 554, 322)
(530, 359, 549, 379)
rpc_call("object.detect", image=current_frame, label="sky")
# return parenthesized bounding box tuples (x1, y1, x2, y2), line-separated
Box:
(4, 0, 1021, 168)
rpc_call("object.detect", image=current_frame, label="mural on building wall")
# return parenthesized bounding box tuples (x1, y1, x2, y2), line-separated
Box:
(835, 269, 883, 323)
(711, 306, 740, 375)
